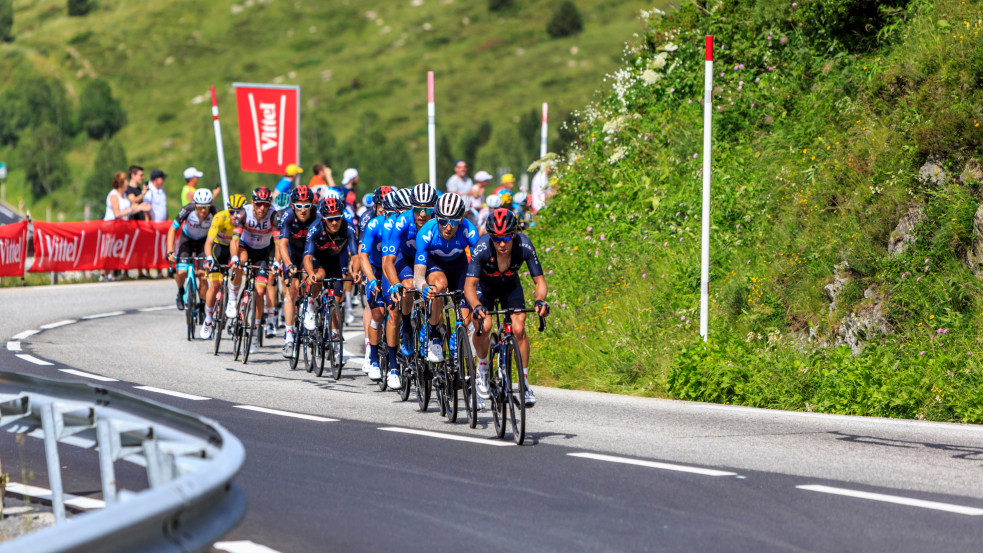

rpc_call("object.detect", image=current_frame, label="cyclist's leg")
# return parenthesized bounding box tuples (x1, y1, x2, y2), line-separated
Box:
(471, 280, 496, 359)
(395, 251, 415, 345)
(425, 266, 448, 326)
(284, 276, 300, 329)
(206, 243, 229, 319)
(192, 239, 208, 301)
(175, 236, 194, 295)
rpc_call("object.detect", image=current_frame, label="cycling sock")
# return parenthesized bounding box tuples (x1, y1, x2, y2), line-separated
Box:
(523, 367, 529, 385)
(401, 312, 411, 330)
(429, 324, 440, 340)
(229, 285, 238, 297)
(387, 346, 398, 369)
(266, 308, 275, 319)
(369, 345, 379, 365)
(285, 328, 294, 338)
(204, 307, 214, 324)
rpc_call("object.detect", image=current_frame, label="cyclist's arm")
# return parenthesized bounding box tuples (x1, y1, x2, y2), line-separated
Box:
(463, 276, 481, 312)
(229, 235, 240, 260)
(277, 237, 293, 267)
(166, 225, 178, 258)
(203, 234, 215, 263)
(303, 254, 315, 278)
(359, 252, 376, 283)
(382, 255, 399, 287)
(413, 234, 429, 291)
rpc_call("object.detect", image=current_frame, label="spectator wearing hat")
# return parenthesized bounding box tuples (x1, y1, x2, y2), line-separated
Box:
(493, 173, 516, 196)
(180, 167, 219, 206)
(307, 163, 336, 200)
(340, 168, 359, 208)
(466, 170, 494, 228)
(275, 163, 304, 200)
(143, 170, 169, 222)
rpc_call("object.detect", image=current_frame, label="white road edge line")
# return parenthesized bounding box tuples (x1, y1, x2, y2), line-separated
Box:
(234, 405, 338, 422)
(39, 319, 78, 330)
(15, 354, 53, 366)
(379, 426, 516, 447)
(797, 485, 983, 516)
(11, 330, 40, 340)
(568, 452, 738, 477)
(6, 341, 21, 351)
(6, 482, 106, 510)
(213, 541, 283, 553)
(133, 386, 210, 401)
(139, 306, 175, 312)
(59, 369, 119, 382)
(81, 311, 126, 320)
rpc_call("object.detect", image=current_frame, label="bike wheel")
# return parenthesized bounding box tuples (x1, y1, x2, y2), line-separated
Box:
(305, 331, 318, 373)
(315, 311, 327, 378)
(377, 339, 389, 392)
(398, 357, 412, 402)
(185, 280, 195, 341)
(328, 301, 345, 380)
(231, 318, 243, 361)
(242, 292, 256, 364)
(490, 344, 506, 439)
(458, 326, 477, 429)
(289, 318, 302, 371)
(436, 363, 447, 418)
(415, 359, 431, 412)
(505, 338, 526, 445)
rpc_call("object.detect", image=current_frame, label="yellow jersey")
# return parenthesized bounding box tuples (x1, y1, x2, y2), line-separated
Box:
(207, 209, 237, 246)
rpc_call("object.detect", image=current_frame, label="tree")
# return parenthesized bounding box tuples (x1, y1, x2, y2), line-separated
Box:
(546, 1, 583, 39)
(67, 0, 93, 16)
(488, 0, 513, 11)
(0, 0, 13, 42)
(0, 74, 75, 145)
(457, 120, 493, 169)
(436, 133, 455, 187)
(18, 123, 69, 197)
(78, 78, 126, 139)
(84, 137, 127, 205)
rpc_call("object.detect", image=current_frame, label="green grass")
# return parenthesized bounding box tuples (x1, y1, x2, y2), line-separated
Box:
(0, 0, 660, 219)
(525, 0, 983, 422)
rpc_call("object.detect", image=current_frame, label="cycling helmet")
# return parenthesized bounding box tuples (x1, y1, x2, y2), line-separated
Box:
(498, 189, 514, 206)
(384, 188, 410, 213)
(252, 186, 273, 204)
(411, 183, 437, 208)
(291, 185, 313, 203)
(363, 193, 374, 208)
(227, 194, 247, 210)
(375, 186, 394, 201)
(192, 188, 213, 206)
(513, 191, 528, 206)
(273, 192, 291, 211)
(486, 208, 518, 236)
(486, 194, 503, 209)
(435, 193, 466, 220)
(325, 188, 344, 202)
(319, 197, 344, 218)
(394, 188, 413, 210)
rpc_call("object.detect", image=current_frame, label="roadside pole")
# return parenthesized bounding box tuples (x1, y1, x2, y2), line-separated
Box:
(700, 36, 713, 342)
(210, 86, 231, 208)
(427, 72, 436, 188)
(540, 103, 548, 158)
(0, 162, 7, 203)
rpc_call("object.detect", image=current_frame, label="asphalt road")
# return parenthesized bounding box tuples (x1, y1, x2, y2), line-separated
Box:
(2, 280, 983, 552)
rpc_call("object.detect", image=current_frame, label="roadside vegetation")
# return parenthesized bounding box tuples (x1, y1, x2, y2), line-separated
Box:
(529, 0, 983, 423)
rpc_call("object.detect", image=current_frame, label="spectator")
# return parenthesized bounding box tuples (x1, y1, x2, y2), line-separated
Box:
(467, 170, 494, 228)
(275, 163, 304, 200)
(180, 167, 217, 206)
(144, 169, 169, 222)
(125, 165, 147, 221)
(340, 168, 359, 208)
(106, 171, 150, 221)
(445, 160, 474, 197)
(493, 173, 515, 196)
(530, 164, 554, 213)
(307, 163, 335, 200)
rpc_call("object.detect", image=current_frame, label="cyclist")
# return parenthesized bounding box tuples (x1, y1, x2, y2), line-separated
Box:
(226, 187, 279, 354)
(413, 193, 478, 362)
(382, 183, 437, 358)
(463, 208, 549, 407)
(200, 193, 247, 340)
(304, 197, 359, 360)
(357, 186, 392, 370)
(167, 189, 217, 313)
(357, 186, 395, 382)
(276, 185, 319, 357)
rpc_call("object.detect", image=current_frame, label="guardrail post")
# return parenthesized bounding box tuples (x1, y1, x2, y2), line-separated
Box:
(96, 419, 117, 505)
(143, 438, 162, 487)
(40, 403, 66, 523)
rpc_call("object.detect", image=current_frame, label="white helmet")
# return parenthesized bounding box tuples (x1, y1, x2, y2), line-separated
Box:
(325, 188, 344, 202)
(435, 192, 466, 219)
(193, 188, 213, 206)
(486, 194, 502, 209)
(411, 183, 437, 208)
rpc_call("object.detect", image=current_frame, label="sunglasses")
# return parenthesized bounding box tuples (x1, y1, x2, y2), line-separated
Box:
(293, 203, 312, 210)
(324, 215, 343, 221)
(413, 207, 434, 216)
(254, 202, 271, 208)
(437, 217, 461, 228)
(491, 235, 513, 243)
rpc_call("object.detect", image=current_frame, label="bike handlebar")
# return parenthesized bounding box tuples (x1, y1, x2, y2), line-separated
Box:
(475, 308, 547, 336)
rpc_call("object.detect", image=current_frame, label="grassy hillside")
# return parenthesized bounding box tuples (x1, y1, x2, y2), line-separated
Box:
(529, 0, 983, 423)
(0, 0, 657, 219)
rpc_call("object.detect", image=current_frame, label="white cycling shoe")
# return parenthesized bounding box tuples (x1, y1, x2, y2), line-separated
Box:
(249, 338, 259, 354)
(225, 299, 237, 319)
(387, 369, 402, 389)
(362, 346, 371, 374)
(367, 363, 382, 381)
(426, 339, 444, 363)
(476, 366, 490, 399)
(476, 395, 486, 411)
(344, 311, 355, 325)
(199, 322, 213, 340)
(524, 387, 536, 407)
(303, 310, 316, 331)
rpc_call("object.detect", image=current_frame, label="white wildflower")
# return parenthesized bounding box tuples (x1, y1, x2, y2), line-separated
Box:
(650, 52, 669, 70)
(661, 42, 678, 52)
(608, 146, 628, 165)
(641, 69, 661, 85)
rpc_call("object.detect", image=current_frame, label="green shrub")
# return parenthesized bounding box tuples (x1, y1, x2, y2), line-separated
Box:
(488, 0, 513, 12)
(0, 0, 12, 42)
(18, 123, 69, 197)
(84, 137, 127, 205)
(78, 78, 126, 139)
(67, 0, 93, 17)
(546, 1, 583, 39)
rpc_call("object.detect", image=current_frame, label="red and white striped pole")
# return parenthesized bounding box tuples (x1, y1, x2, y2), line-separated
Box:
(427, 72, 436, 188)
(700, 36, 713, 342)
(540, 102, 548, 158)
(210, 85, 230, 208)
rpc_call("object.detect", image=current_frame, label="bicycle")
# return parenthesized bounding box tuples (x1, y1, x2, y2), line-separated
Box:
(390, 289, 419, 403)
(229, 263, 263, 364)
(311, 277, 353, 379)
(429, 290, 475, 424)
(410, 292, 434, 412)
(478, 308, 546, 445)
(368, 283, 390, 392)
(177, 256, 209, 342)
(284, 270, 318, 372)
(211, 264, 230, 356)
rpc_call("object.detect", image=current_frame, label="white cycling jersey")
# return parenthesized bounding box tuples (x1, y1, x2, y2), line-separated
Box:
(234, 204, 276, 250)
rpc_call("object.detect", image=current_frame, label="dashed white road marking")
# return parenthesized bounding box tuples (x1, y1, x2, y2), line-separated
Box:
(81, 311, 125, 320)
(59, 369, 119, 382)
(6, 482, 106, 510)
(133, 386, 210, 401)
(797, 485, 983, 516)
(6, 341, 21, 351)
(568, 452, 738, 477)
(379, 426, 516, 447)
(213, 541, 282, 553)
(139, 306, 175, 312)
(11, 330, 40, 340)
(39, 319, 77, 330)
(15, 354, 53, 366)
(234, 405, 338, 422)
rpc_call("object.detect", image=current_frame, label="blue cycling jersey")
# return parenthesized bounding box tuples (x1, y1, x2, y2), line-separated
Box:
(359, 214, 394, 268)
(304, 216, 357, 264)
(382, 210, 422, 258)
(414, 218, 478, 266)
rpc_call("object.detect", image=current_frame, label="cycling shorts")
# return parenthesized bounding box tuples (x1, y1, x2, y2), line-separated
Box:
(242, 244, 273, 280)
(310, 253, 345, 298)
(209, 243, 231, 274)
(426, 255, 469, 297)
(366, 265, 392, 309)
(394, 250, 414, 282)
(476, 279, 525, 311)
(177, 237, 206, 272)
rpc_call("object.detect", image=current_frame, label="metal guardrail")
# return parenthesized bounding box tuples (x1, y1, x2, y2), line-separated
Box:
(0, 371, 246, 553)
